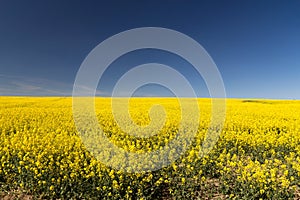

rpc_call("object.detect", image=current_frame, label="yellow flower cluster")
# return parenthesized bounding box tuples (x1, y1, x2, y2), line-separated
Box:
(0, 97, 299, 199)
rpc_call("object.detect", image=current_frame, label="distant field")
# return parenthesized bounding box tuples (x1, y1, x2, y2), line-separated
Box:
(0, 97, 300, 199)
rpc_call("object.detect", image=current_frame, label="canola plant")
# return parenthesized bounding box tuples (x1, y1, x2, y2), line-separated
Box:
(0, 97, 299, 199)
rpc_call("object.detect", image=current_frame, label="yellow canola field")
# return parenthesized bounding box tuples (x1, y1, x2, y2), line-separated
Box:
(0, 97, 300, 199)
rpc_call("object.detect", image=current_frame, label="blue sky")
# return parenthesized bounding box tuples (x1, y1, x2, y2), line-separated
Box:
(0, 0, 299, 99)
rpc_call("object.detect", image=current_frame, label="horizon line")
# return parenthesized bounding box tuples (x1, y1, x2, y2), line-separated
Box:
(0, 95, 299, 101)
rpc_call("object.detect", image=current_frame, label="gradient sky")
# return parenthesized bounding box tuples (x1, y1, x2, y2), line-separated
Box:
(0, 0, 299, 99)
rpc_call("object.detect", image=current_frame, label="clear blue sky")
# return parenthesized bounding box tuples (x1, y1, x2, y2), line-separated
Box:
(0, 0, 299, 99)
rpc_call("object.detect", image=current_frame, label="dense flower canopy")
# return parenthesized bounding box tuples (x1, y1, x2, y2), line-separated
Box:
(0, 97, 299, 199)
